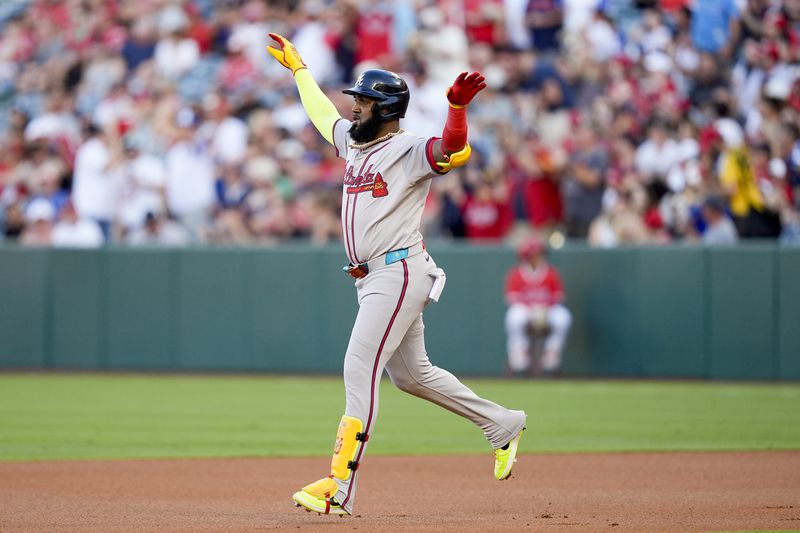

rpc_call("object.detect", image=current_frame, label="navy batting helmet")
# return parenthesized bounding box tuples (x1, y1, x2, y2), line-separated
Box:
(343, 69, 410, 122)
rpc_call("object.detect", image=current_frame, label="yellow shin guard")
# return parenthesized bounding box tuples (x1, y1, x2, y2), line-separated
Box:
(330, 415, 367, 480)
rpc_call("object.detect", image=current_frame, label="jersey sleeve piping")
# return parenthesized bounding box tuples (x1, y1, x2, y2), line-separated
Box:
(425, 137, 449, 175)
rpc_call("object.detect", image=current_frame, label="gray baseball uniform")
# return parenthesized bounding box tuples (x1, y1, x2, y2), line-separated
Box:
(330, 118, 527, 513)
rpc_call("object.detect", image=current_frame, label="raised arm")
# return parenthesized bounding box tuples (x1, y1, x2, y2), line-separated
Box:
(267, 33, 342, 145)
(432, 71, 487, 172)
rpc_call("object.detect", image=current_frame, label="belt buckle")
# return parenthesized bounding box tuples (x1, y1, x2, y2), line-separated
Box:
(343, 263, 369, 279)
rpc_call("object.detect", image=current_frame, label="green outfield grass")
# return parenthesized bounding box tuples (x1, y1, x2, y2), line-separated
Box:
(0, 373, 798, 462)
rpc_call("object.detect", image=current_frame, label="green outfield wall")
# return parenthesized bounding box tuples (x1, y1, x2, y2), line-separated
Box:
(1, 244, 798, 379)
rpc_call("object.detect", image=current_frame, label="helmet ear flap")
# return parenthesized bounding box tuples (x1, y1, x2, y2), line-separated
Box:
(373, 95, 408, 122)
(343, 69, 410, 122)
(377, 105, 395, 120)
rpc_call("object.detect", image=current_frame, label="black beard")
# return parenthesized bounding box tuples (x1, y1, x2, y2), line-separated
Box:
(349, 113, 383, 143)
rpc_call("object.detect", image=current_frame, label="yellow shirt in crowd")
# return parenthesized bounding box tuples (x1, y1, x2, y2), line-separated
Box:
(719, 147, 764, 217)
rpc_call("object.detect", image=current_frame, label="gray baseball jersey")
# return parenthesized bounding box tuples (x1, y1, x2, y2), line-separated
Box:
(332, 118, 442, 264)
(327, 119, 527, 513)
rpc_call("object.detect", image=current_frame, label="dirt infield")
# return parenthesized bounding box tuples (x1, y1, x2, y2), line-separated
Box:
(1, 452, 798, 533)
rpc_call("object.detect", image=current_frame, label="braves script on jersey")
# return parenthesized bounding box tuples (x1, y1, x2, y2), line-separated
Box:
(332, 119, 444, 263)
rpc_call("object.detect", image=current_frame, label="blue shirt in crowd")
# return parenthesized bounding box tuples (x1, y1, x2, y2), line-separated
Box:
(690, 0, 739, 53)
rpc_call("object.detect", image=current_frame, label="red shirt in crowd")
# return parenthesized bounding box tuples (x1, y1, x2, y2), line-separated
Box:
(524, 176, 563, 228)
(504, 263, 564, 307)
(355, 9, 392, 64)
(463, 0, 503, 45)
(462, 194, 511, 239)
(505, 149, 564, 228)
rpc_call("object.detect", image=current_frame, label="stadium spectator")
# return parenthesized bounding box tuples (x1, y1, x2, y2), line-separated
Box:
(701, 195, 739, 245)
(588, 174, 651, 246)
(717, 118, 782, 237)
(635, 121, 681, 189)
(164, 107, 215, 241)
(289, 1, 340, 86)
(504, 0, 532, 49)
(153, 6, 200, 81)
(23, 90, 81, 149)
(114, 134, 168, 239)
(462, 177, 513, 240)
(463, 0, 506, 46)
(581, 9, 622, 63)
(503, 130, 565, 229)
(352, 0, 394, 67)
(127, 210, 190, 247)
(410, 6, 470, 87)
(689, 0, 739, 58)
(51, 200, 104, 248)
(29, 157, 69, 216)
(216, 34, 260, 99)
(736, 0, 770, 43)
(525, 0, 564, 53)
(72, 123, 120, 240)
(20, 197, 54, 246)
(121, 18, 157, 72)
(200, 92, 248, 165)
(563, 123, 607, 238)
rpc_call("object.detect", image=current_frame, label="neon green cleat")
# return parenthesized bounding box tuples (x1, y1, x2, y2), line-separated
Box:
(292, 491, 350, 516)
(291, 477, 350, 516)
(494, 428, 524, 480)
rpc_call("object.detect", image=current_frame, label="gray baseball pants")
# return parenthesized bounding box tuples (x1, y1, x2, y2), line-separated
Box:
(332, 250, 527, 513)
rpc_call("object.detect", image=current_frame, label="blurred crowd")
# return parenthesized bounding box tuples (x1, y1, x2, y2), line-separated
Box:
(1, 0, 799, 248)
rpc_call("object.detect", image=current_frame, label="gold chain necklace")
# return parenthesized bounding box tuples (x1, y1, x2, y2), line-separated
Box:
(349, 129, 404, 150)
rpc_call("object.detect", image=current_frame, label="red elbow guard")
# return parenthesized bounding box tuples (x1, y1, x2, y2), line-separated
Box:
(442, 104, 468, 154)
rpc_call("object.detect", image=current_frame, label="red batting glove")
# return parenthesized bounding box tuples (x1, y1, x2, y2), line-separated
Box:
(446, 72, 487, 107)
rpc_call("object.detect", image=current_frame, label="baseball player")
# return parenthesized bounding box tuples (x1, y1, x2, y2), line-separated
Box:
(267, 34, 527, 516)
(504, 236, 572, 375)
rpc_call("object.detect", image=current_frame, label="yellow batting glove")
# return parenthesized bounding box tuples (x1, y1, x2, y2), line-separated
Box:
(267, 33, 307, 75)
(437, 143, 472, 172)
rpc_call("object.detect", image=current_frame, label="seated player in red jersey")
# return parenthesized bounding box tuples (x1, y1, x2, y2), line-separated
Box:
(504, 235, 572, 375)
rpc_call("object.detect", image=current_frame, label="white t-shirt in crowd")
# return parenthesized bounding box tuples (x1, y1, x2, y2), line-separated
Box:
(52, 219, 105, 247)
(154, 37, 199, 80)
(117, 153, 168, 229)
(504, 0, 532, 49)
(292, 21, 338, 84)
(24, 112, 81, 144)
(165, 139, 215, 216)
(584, 18, 621, 62)
(207, 117, 249, 165)
(565, 0, 601, 36)
(635, 138, 680, 182)
(72, 137, 118, 221)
